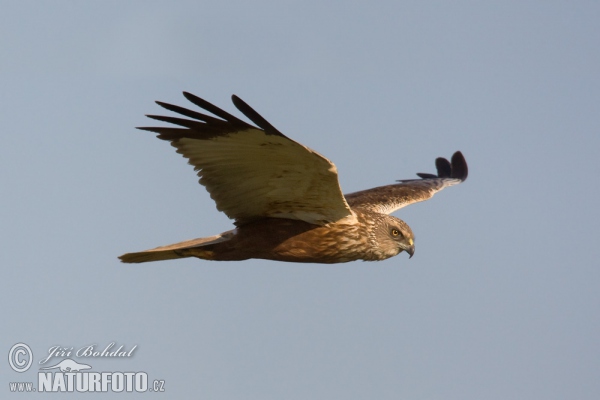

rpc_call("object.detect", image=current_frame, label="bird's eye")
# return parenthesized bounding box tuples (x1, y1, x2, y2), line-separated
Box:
(391, 228, 401, 237)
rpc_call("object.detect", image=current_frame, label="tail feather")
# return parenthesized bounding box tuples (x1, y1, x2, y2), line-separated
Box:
(119, 231, 234, 263)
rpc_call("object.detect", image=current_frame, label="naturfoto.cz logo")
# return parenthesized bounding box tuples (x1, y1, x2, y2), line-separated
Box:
(8, 342, 165, 393)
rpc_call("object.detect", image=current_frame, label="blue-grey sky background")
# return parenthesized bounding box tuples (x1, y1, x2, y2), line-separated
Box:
(2, 1, 599, 399)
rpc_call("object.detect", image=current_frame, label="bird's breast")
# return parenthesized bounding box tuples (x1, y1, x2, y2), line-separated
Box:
(234, 218, 372, 263)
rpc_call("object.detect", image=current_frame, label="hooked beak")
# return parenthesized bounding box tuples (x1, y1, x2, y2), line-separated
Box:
(406, 244, 415, 259)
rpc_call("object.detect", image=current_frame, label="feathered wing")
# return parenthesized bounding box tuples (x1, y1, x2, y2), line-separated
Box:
(138, 92, 354, 225)
(344, 151, 468, 214)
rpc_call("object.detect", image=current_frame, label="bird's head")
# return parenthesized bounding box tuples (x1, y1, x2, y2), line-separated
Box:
(373, 215, 415, 259)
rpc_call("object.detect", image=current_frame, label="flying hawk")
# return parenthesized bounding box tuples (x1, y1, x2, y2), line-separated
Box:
(119, 92, 467, 264)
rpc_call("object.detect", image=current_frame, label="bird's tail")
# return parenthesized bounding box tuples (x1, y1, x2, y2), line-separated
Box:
(119, 231, 234, 263)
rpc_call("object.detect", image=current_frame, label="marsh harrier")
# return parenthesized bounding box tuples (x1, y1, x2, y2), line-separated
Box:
(119, 93, 467, 263)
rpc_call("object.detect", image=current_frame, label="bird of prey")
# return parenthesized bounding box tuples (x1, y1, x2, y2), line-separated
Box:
(119, 92, 467, 264)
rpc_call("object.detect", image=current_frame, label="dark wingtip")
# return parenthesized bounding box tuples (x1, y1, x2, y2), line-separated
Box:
(230, 94, 247, 113)
(180, 92, 248, 127)
(182, 91, 197, 102)
(409, 151, 468, 182)
(415, 172, 438, 179)
(450, 151, 468, 181)
(182, 91, 213, 111)
(231, 95, 284, 136)
(435, 157, 452, 178)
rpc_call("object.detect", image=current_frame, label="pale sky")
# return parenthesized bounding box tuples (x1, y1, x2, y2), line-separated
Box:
(2, 1, 599, 399)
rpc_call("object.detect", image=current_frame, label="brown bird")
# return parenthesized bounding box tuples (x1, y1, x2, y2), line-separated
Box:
(119, 92, 467, 264)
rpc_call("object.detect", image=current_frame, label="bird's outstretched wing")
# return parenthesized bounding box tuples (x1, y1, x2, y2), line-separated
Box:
(344, 151, 468, 214)
(138, 92, 353, 225)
